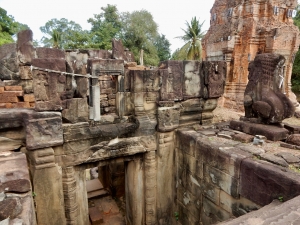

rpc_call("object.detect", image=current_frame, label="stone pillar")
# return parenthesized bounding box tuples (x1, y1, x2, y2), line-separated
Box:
(89, 77, 101, 121)
(125, 157, 145, 225)
(156, 132, 175, 225)
(62, 167, 78, 225)
(27, 147, 66, 225)
(144, 151, 157, 225)
(74, 167, 89, 225)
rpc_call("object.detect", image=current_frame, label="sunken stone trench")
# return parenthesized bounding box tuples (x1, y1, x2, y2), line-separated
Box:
(1, 0, 300, 224)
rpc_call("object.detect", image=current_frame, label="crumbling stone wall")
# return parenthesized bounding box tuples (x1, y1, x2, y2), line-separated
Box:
(203, 0, 300, 110)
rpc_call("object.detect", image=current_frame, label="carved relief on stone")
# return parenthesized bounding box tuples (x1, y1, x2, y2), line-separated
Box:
(202, 61, 226, 98)
(33, 70, 67, 111)
(159, 61, 183, 101)
(157, 104, 180, 132)
(144, 151, 157, 225)
(183, 61, 202, 99)
(25, 112, 63, 150)
(26, 147, 55, 169)
(244, 53, 295, 123)
(62, 167, 78, 225)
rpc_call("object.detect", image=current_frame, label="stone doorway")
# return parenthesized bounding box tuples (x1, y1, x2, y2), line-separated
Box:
(86, 160, 126, 225)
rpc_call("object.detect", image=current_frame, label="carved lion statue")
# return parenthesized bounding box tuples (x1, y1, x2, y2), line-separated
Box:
(244, 53, 295, 124)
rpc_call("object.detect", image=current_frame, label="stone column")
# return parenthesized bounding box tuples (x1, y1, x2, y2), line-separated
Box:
(156, 132, 175, 225)
(74, 167, 89, 225)
(27, 147, 66, 225)
(62, 167, 78, 225)
(144, 151, 157, 225)
(125, 157, 145, 225)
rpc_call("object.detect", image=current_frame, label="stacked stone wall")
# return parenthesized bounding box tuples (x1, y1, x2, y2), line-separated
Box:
(176, 129, 300, 224)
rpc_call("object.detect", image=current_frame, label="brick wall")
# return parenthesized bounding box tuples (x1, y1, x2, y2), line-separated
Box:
(0, 85, 35, 109)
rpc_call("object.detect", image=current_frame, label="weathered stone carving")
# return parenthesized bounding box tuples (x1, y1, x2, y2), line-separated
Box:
(17, 30, 35, 65)
(159, 61, 183, 101)
(62, 167, 78, 225)
(244, 53, 295, 123)
(203, 0, 300, 109)
(202, 61, 226, 98)
(0, 43, 19, 80)
(25, 112, 63, 150)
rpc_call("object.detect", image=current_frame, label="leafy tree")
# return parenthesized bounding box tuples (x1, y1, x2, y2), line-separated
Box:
(40, 18, 91, 49)
(171, 48, 188, 60)
(292, 5, 300, 92)
(120, 10, 159, 66)
(88, 4, 122, 49)
(154, 34, 171, 62)
(0, 7, 29, 46)
(176, 17, 205, 60)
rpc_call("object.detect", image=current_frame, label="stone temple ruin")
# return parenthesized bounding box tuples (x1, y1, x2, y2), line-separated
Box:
(203, 0, 300, 110)
(1, 1, 300, 225)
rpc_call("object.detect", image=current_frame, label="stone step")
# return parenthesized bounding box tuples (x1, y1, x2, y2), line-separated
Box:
(86, 179, 104, 192)
(87, 189, 109, 199)
(220, 195, 300, 225)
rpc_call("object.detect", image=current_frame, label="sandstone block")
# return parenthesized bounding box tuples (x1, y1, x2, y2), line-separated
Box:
(4, 86, 22, 91)
(26, 113, 63, 150)
(183, 60, 202, 99)
(23, 94, 35, 102)
(13, 102, 30, 108)
(17, 30, 35, 65)
(205, 165, 239, 198)
(219, 190, 260, 217)
(286, 134, 300, 146)
(202, 197, 231, 224)
(0, 87, 4, 93)
(36, 47, 65, 59)
(19, 66, 33, 80)
(1, 91, 23, 97)
(230, 120, 289, 141)
(159, 61, 183, 101)
(0, 96, 19, 103)
(240, 158, 300, 206)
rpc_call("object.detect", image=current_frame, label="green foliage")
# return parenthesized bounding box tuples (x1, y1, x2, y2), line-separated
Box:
(0, 7, 29, 46)
(176, 17, 205, 60)
(174, 212, 179, 221)
(278, 196, 284, 202)
(154, 34, 171, 62)
(292, 5, 300, 93)
(88, 4, 122, 49)
(120, 10, 159, 66)
(40, 18, 91, 49)
(171, 48, 188, 60)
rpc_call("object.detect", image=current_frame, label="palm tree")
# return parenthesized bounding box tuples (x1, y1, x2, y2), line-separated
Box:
(176, 17, 205, 60)
(52, 29, 61, 49)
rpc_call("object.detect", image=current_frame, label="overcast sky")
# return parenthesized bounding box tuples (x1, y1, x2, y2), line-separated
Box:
(0, 0, 215, 53)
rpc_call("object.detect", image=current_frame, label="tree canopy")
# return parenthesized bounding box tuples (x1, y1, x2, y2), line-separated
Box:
(120, 10, 160, 65)
(0, 7, 29, 46)
(175, 17, 205, 60)
(88, 4, 122, 49)
(40, 18, 91, 49)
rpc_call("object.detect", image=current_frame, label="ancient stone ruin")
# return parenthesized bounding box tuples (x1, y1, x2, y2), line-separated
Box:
(2, 0, 300, 223)
(203, 0, 300, 110)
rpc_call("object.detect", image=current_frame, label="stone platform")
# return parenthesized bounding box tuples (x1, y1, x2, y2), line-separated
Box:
(229, 120, 289, 141)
